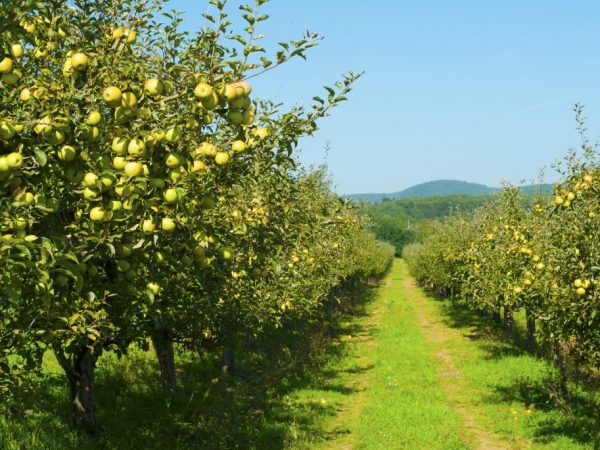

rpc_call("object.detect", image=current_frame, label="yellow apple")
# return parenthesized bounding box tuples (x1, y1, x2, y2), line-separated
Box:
(6, 152, 23, 169)
(10, 44, 24, 58)
(112, 156, 127, 170)
(85, 111, 102, 126)
(161, 217, 176, 232)
(194, 82, 214, 99)
(231, 140, 247, 153)
(163, 188, 178, 204)
(215, 151, 230, 165)
(127, 138, 145, 156)
(124, 161, 143, 177)
(0, 57, 13, 73)
(112, 137, 129, 154)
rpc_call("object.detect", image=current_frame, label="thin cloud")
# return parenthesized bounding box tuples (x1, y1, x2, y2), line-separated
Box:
(507, 99, 567, 117)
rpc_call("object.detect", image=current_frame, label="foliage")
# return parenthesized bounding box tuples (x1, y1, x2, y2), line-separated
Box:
(405, 120, 600, 380)
(0, 0, 394, 432)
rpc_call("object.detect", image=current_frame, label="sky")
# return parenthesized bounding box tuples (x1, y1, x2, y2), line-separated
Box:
(168, 0, 600, 194)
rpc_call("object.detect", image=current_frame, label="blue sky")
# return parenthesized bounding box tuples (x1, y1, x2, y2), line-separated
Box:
(169, 0, 600, 194)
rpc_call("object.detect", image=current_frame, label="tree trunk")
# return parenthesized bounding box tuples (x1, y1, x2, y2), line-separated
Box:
(151, 329, 177, 392)
(553, 340, 570, 397)
(526, 309, 536, 353)
(492, 306, 501, 323)
(503, 306, 513, 332)
(54, 346, 97, 434)
(221, 346, 234, 374)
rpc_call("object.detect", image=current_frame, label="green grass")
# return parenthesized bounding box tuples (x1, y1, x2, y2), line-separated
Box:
(405, 259, 600, 449)
(1, 259, 599, 449)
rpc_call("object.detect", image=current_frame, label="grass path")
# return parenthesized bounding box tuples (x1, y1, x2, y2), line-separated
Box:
(307, 259, 599, 450)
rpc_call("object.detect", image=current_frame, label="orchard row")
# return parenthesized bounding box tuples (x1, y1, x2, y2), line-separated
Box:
(404, 129, 600, 389)
(0, 0, 394, 434)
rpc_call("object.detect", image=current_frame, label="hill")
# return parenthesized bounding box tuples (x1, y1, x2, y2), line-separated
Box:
(349, 180, 553, 202)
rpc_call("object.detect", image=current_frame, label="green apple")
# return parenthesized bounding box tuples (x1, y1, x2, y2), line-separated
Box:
(165, 127, 180, 143)
(85, 111, 102, 126)
(6, 152, 23, 169)
(161, 217, 176, 232)
(194, 82, 214, 99)
(84, 172, 98, 187)
(226, 110, 243, 125)
(0, 121, 16, 139)
(112, 156, 127, 170)
(121, 91, 137, 108)
(103, 86, 122, 106)
(147, 282, 160, 295)
(2, 72, 20, 86)
(163, 188, 178, 204)
(83, 187, 99, 200)
(144, 78, 164, 97)
(165, 152, 185, 168)
(71, 52, 89, 69)
(150, 178, 166, 189)
(19, 88, 32, 101)
(112, 137, 129, 154)
(89, 207, 105, 221)
(57, 145, 76, 162)
(127, 138, 145, 156)
(142, 219, 156, 233)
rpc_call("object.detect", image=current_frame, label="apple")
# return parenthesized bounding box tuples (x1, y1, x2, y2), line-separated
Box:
(71, 52, 89, 69)
(109, 199, 122, 211)
(161, 217, 176, 232)
(83, 187, 99, 200)
(0, 57, 13, 73)
(163, 188, 178, 204)
(19, 88, 32, 102)
(123, 28, 136, 44)
(82, 126, 100, 141)
(239, 81, 252, 95)
(47, 130, 66, 145)
(85, 111, 102, 126)
(34, 48, 48, 59)
(191, 160, 207, 172)
(58, 145, 76, 162)
(23, 192, 35, 204)
(124, 162, 143, 177)
(194, 82, 214, 99)
(116, 260, 130, 272)
(232, 140, 247, 153)
(151, 130, 166, 142)
(242, 109, 255, 125)
(142, 219, 156, 233)
(112, 27, 125, 40)
(121, 91, 137, 108)
(112, 137, 129, 154)
(200, 142, 217, 156)
(215, 151, 230, 165)
(13, 217, 27, 230)
(10, 44, 24, 59)
(127, 138, 145, 156)
(0, 121, 16, 139)
(254, 127, 269, 140)
(0, 157, 10, 172)
(2, 72, 20, 86)
(221, 247, 233, 260)
(103, 86, 122, 106)
(89, 207, 105, 221)
(223, 84, 237, 100)
(84, 172, 98, 187)
(6, 153, 23, 169)
(165, 127, 180, 143)
(112, 156, 127, 170)
(227, 110, 243, 125)
(165, 152, 185, 168)
(147, 282, 160, 295)
(145, 78, 164, 97)
(114, 185, 132, 197)
(150, 178, 166, 189)
(576, 287, 586, 296)
(100, 174, 116, 190)
(201, 92, 219, 110)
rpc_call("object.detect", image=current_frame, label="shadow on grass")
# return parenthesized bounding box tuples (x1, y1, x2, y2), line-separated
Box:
(427, 295, 600, 448)
(10, 283, 379, 450)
